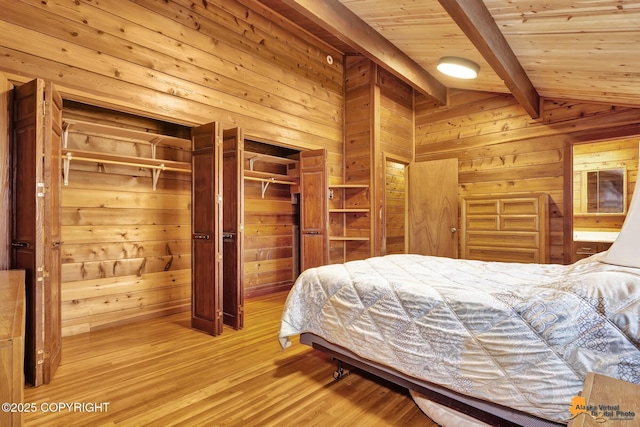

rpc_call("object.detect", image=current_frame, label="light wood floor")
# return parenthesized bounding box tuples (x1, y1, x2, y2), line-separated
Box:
(24, 291, 438, 426)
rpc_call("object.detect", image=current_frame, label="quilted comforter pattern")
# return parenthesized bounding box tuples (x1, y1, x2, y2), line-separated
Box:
(278, 254, 640, 423)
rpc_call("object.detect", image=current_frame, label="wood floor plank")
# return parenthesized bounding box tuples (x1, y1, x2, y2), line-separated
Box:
(24, 291, 437, 426)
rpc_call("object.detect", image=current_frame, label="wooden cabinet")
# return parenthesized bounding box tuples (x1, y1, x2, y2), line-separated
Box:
(0, 270, 25, 427)
(300, 149, 328, 271)
(573, 241, 613, 262)
(329, 184, 371, 262)
(461, 193, 549, 263)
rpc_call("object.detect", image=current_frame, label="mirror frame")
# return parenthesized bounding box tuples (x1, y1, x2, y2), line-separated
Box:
(574, 167, 627, 215)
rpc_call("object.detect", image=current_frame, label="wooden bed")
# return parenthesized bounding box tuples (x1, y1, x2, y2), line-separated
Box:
(280, 184, 640, 427)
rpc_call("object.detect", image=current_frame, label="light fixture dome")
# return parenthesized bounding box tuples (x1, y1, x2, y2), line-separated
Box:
(437, 56, 480, 79)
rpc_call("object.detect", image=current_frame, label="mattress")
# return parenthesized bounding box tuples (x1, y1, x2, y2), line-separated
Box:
(278, 253, 640, 424)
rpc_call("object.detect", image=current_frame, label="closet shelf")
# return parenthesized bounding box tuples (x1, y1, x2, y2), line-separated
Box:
(62, 149, 191, 191)
(245, 151, 298, 167)
(329, 236, 370, 241)
(63, 119, 191, 149)
(328, 184, 369, 189)
(329, 208, 370, 213)
(243, 169, 298, 184)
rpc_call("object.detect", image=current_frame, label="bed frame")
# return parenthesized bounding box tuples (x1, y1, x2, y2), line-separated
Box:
(300, 333, 566, 427)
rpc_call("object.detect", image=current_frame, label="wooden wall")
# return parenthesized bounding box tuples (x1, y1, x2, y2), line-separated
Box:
(342, 56, 413, 262)
(573, 138, 638, 232)
(0, 0, 343, 149)
(375, 67, 414, 255)
(60, 105, 192, 336)
(416, 90, 640, 264)
(340, 56, 373, 263)
(0, 0, 345, 335)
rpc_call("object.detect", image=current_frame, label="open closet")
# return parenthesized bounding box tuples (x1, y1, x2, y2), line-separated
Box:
(192, 125, 326, 336)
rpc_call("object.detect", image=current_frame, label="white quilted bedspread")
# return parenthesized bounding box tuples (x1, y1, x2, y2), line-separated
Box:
(278, 254, 640, 424)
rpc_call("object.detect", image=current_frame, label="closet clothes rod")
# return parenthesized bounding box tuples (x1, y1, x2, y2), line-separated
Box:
(62, 152, 190, 191)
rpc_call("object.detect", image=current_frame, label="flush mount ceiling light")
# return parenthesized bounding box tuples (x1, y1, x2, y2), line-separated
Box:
(436, 56, 480, 79)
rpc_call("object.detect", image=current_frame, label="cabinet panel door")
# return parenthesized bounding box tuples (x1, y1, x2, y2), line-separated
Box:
(222, 127, 243, 330)
(191, 122, 223, 336)
(300, 149, 328, 271)
(12, 78, 62, 386)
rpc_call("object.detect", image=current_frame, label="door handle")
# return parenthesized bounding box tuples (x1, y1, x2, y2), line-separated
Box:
(450, 227, 457, 234)
(193, 234, 210, 240)
(11, 241, 30, 248)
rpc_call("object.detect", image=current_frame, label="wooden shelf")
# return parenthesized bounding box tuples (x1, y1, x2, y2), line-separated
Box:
(243, 150, 299, 198)
(62, 120, 192, 191)
(62, 148, 191, 191)
(329, 236, 370, 241)
(329, 184, 369, 189)
(243, 169, 298, 185)
(245, 151, 298, 166)
(64, 119, 191, 149)
(329, 208, 369, 213)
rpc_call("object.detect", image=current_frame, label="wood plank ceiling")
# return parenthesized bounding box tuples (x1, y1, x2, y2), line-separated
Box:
(256, 0, 640, 117)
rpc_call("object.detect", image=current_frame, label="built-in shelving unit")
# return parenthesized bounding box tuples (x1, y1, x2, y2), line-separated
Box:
(61, 119, 191, 190)
(328, 184, 370, 242)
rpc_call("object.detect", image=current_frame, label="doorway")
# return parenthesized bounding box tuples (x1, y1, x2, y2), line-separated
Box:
(571, 138, 639, 262)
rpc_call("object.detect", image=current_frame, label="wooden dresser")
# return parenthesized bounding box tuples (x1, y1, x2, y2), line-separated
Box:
(461, 193, 549, 263)
(0, 270, 26, 427)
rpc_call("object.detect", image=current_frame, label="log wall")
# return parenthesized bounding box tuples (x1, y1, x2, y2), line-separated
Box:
(0, 0, 344, 335)
(416, 90, 640, 264)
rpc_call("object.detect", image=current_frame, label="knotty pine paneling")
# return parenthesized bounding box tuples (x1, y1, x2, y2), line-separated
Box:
(60, 118, 192, 336)
(416, 89, 640, 264)
(0, 0, 343, 154)
(243, 180, 297, 297)
(342, 57, 414, 261)
(573, 138, 638, 232)
(0, 0, 346, 334)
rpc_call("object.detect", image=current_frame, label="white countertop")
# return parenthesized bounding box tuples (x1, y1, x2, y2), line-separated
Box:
(573, 231, 619, 243)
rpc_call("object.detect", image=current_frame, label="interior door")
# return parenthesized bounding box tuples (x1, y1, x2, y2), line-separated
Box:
(12, 78, 62, 386)
(408, 158, 459, 258)
(222, 128, 244, 329)
(191, 122, 223, 335)
(300, 149, 328, 271)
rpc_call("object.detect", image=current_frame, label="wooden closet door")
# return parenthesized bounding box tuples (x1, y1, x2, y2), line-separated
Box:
(191, 122, 223, 335)
(300, 149, 328, 271)
(12, 78, 62, 386)
(222, 128, 244, 329)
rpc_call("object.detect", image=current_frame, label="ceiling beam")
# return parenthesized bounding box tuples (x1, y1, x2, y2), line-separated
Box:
(438, 0, 541, 119)
(279, 0, 448, 106)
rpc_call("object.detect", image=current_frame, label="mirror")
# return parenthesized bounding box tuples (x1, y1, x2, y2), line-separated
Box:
(578, 168, 626, 214)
